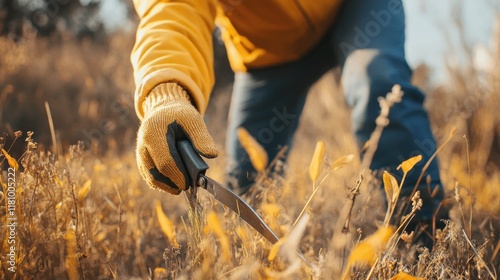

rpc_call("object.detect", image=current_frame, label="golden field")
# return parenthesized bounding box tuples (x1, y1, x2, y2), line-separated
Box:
(0, 22, 499, 279)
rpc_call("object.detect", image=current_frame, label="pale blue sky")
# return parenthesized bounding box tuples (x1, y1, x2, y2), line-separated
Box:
(405, 0, 497, 81)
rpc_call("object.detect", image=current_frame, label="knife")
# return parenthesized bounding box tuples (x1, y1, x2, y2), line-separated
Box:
(176, 140, 280, 244)
(176, 140, 315, 269)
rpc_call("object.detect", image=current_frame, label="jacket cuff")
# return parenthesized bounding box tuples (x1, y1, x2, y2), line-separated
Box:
(142, 83, 192, 116)
(134, 68, 207, 120)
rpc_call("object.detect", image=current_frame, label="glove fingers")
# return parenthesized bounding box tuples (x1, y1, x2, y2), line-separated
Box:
(136, 142, 182, 195)
(151, 122, 189, 190)
(180, 116, 219, 159)
(149, 167, 183, 194)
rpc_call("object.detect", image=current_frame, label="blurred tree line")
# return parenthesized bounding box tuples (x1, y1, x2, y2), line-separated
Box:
(0, 0, 233, 156)
(0, 0, 134, 39)
(0, 0, 138, 155)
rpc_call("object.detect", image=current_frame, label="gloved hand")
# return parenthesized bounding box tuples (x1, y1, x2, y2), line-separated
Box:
(136, 83, 218, 194)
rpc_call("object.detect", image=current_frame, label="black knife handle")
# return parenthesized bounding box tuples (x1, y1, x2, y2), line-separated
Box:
(177, 140, 209, 188)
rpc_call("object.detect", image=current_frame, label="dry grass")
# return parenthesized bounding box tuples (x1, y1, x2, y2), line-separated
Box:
(0, 31, 138, 154)
(0, 22, 499, 279)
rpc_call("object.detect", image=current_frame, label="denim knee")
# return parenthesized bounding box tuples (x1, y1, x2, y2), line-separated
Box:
(342, 49, 446, 220)
(341, 49, 418, 139)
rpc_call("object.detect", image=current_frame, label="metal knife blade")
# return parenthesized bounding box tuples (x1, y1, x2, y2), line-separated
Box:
(198, 175, 313, 268)
(176, 140, 280, 244)
(176, 140, 314, 269)
(198, 174, 279, 244)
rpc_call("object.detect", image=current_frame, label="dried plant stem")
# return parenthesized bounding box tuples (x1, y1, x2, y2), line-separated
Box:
(492, 238, 500, 263)
(461, 228, 497, 279)
(386, 192, 423, 256)
(382, 172, 407, 227)
(295, 155, 355, 227)
(463, 135, 473, 239)
(341, 85, 403, 234)
(366, 258, 378, 280)
(360, 85, 403, 171)
(0, 133, 21, 167)
(293, 184, 320, 228)
(6, 133, 20, 152)
(266, 145, 288, 174)
(45, 101, 58, 155)
(0, 132, 20, 166)
(410, 127, 456, 201)
(455, 184, 468, 238)
(342, 175, 364, 233)
(387, 212, 417, 255)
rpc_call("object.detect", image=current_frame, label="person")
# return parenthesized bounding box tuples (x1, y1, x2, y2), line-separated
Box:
(131, 0, 448, 243)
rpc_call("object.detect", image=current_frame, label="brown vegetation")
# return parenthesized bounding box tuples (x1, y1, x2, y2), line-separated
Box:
(0, 20, 499, 279)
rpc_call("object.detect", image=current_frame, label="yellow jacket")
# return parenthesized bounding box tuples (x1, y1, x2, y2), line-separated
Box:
(132, 0, 343, 119)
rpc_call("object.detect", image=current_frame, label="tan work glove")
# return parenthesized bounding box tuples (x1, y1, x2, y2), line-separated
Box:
(136, 83, 218, 194)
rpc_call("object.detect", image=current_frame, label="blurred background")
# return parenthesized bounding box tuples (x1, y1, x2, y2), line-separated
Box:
(0, 0, 498, 154)
(1, 1, 499, 279)
(0, 0, 235, 155)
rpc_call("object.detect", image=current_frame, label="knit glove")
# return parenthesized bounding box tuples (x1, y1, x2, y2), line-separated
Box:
(136, 83, 218, 194)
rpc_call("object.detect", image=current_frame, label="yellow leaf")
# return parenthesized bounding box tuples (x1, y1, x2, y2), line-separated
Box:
(93, 162, 107, 172)
(95, 231, 106, 242)
(383, 172, 394, 205)
(235, 226, 248, 244)
(390, 272, 425, 280)
(347, 226, 394, 267)
(154, 267, 168, 279)
(397, 155, 422, 174)
(65, 228, 79, 280)
(267, 237, 286, 262)
(54, 175, 64, 188)
(77, 179, 92, 203)
(2, 149, 19, 170)
(206, 211, 231, 260)
(155, 200, 179, 247)
(383, 171, 399, 204)
(237, 128, 268, 172)
(262, 203, 281, 233)
(309, 141, 326, 184)
(262, 203, 281, 218)
(332, 154, 354, 171)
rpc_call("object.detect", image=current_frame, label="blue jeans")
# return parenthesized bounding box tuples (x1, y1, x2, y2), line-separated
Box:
(226, 0, 445, 222)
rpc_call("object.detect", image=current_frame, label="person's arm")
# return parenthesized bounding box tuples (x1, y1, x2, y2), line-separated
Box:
(132, 0, 219, 194)
(131, 0, 217, 118)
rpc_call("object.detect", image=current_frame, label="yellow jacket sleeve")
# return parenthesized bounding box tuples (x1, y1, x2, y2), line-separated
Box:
(131, 0, 217, 119)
